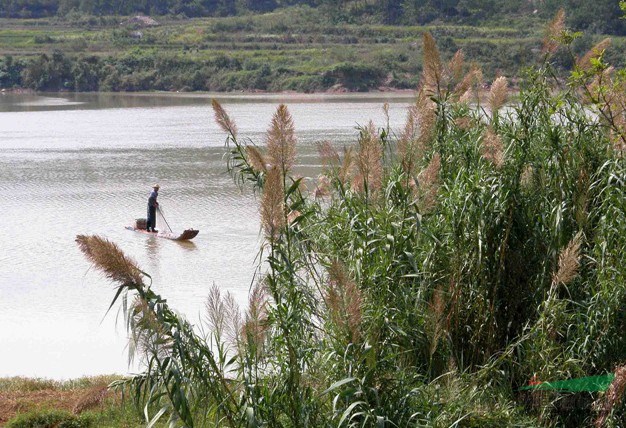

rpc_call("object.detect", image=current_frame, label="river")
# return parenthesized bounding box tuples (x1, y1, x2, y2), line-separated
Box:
(0, 91, 414, 379)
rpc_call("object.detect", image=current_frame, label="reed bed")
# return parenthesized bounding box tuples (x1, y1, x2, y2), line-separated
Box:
(75, 12, 626, 427)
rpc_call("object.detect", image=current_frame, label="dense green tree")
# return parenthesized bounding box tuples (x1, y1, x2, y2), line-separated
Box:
(0, 56, 24, 88)
(1, 0, 626, 35)
(72, 55, 101, 90)
(21, 50, 72, 90)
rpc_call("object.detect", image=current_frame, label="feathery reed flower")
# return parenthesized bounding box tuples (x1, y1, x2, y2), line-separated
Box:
(416, 91, 436, 142)
(418, 153, 441, 211)
(448, 49, 465, 83)
(325, 260, 362, 343)
(261, 166, 285, 240)
(267, 104, 297, 173)
(241, 280, 269, 352)
(314, 174, 331, 199)
(339, 147, 355, 188)
(76, 235, 144, 287)
(577, 38, 611, 71)
(399, 91, 436, 170)
(398, 104, 420, 174)
(427, 285, 446, 357)
(543, 9, 566, 55)
(452, 65, 482, 100)
(317, 140, 340, 167)
(246, 145, 267, 173)
(552, 232, 583, 286)
(454, 116, 473, 131)
(212, 99, 238, 137)
(356, 122, 383, 194)
(481, 127, 505, 167)
(489, 76, 509, 114)
(205, 284, 241, 347)
(459, 88, 474, 105)
(422, 32, 443, 95)
(520, 164, 534, 187)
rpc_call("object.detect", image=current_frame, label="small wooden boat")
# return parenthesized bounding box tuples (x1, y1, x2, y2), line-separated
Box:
(126, 225, 199, 241)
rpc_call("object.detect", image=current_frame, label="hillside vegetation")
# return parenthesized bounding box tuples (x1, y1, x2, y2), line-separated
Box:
(2, 0, 626, 35)
(2, 5, 626, 93)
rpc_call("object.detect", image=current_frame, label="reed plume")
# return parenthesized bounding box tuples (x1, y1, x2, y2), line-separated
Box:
(481, 127, 505, 167)
(577, 38, 611, 71)
(542, 9, 566, 55)
(324, 260, 362, 343)
(212, 99, 238, 137)
(422, 32, 443, 95)
(76, 235, 144, 287)
(489, 76, 509, 114)
(448, 50, 465, 83)
(452, 65, 482, 100)
(398, 104, 420, 174)
(398, 92, 435, 175)
(459, 88, 474, 105)
(241, 280, 269, 352)
(246, 146, 267, 173)
(205, 284, 242, 347)
(356, 121, 383, 194)
(416, 92, 436, 148)
(418, 153, 441, 211)
(261, 166, 285, 240)
(317, 140, 340, 168)
(552, 232, 583, 286)
(520, 164, 534, 187)
(339, 147, 355, 188)
(454, 116, 473, 131)
(427, 285, 446, 357)
(267, 104, 297, 173)
(314, 174, 331, 199)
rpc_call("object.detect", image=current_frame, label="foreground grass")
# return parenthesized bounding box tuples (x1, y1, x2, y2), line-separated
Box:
(0, 376, 155, 427)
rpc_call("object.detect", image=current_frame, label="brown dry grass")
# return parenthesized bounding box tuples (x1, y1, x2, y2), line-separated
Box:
(0, 377, 120, 425)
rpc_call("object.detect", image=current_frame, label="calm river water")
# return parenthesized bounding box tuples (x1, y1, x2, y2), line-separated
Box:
(0, 91, 413, 379)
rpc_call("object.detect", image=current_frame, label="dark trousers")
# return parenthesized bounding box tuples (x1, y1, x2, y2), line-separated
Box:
(147, 206, 156, 231)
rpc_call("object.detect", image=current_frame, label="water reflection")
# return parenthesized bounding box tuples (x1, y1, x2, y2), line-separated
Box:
(176, 240, 198, 252)
(0, 91, 415, 113)
(143, 234, 162, 274)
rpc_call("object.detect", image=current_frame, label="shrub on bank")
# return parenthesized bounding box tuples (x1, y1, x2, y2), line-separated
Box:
(6, 410, 91, 428)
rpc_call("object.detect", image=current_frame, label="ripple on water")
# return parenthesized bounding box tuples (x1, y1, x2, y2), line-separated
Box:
(0, 94, 413, 378)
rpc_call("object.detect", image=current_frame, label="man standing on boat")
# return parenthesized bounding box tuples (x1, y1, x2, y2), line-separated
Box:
(146, 184, 159, 232)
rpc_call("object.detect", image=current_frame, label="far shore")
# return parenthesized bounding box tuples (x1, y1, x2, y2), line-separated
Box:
(1, 86, 419, 99)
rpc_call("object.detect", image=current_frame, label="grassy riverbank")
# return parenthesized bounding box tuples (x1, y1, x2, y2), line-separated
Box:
(0, 376, 153, 427)
(2, 6, 626, 92)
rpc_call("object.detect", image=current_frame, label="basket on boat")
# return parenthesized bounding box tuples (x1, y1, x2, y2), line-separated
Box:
(135, 218, 147, 230)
